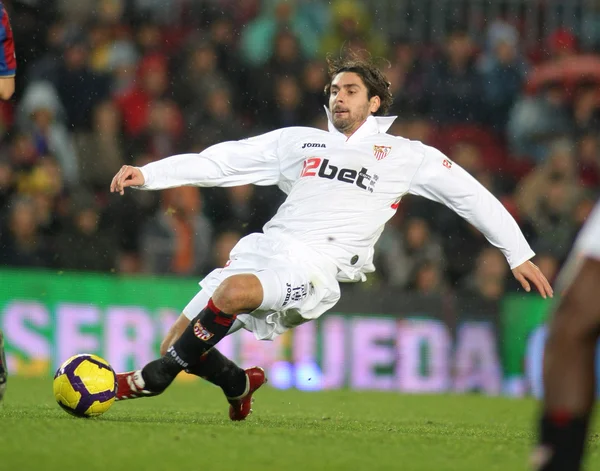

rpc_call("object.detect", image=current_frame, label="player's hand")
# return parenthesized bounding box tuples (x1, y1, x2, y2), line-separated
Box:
(512, 260, 554, 299)
(110, 165, 145, 195)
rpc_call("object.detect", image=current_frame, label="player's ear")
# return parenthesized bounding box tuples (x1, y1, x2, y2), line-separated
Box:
(369, 95, 381, 114)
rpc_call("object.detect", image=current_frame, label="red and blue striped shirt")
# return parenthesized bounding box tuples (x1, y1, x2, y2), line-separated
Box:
(0, 2, 16, 77)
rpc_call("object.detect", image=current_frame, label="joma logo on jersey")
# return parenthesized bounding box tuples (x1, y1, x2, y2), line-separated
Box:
(302, 142, 326, 149)
(300, 157, 378, 193)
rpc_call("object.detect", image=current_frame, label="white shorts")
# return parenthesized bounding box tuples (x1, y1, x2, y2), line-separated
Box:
(182, 232, 341, 340)
(556, 199, 600, 291)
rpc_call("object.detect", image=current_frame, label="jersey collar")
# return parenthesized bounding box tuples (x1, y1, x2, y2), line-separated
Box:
(324, 106, 397, 140)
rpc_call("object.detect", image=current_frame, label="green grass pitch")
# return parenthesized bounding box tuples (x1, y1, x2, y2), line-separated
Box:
(1, 377, 599, 471)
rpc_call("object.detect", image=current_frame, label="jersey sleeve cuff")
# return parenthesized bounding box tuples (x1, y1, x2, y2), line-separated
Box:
(135, 166, 152, 190)
(508, 249, 536, 270)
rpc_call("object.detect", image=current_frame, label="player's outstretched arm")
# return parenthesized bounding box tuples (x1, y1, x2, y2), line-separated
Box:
(109, 129, 285, 194)
(408, 144, 553, 298)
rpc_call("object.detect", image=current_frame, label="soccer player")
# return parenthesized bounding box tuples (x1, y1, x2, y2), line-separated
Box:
(532, 201, 600, 471)
(0, 0, 16, 402)
(110, 55, 552, 420)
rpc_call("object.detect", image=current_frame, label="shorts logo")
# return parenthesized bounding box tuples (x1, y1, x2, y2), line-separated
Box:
(282, 282, 308, 308)
(282, 283, 292, 307)
(193, 320, 214, 341)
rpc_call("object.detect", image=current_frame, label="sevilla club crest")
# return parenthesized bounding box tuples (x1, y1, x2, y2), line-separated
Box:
(373, 145, 391, 161)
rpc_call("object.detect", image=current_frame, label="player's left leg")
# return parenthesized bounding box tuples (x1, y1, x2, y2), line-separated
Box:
(533, 258, 600, 471)
(155, 313, 248, 397)
(116, 274, 264, 400)
(0, 329, 6, 401)
(161, 314, 265, 418)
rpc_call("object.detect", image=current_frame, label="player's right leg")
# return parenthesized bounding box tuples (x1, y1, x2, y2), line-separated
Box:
(0, 329, 7, 402)
(115, 274, 264, 400)
(532, 257, 600, 471)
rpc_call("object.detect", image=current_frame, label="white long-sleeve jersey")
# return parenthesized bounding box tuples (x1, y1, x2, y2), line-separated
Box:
(137, 113, 534, 282)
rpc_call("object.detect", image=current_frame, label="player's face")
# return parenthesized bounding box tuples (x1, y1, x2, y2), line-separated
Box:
(329, 72, 381, 136)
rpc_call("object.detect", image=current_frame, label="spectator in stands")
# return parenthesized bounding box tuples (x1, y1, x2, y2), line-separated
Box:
(208, 15, 239, 78)
(174, 40, 230, 115)
(88, 21, 115, 73)
(300, 59, 328, 123)
(116, 53, 171, 138)
(412, 260, 447, 295)
(319, 0, 386, 59)
(17, 156, 64, 240)
(516, 139, 581, 221)
(106, 37, 140, 94)
(263, 29, 306, 78)
(203, 184, 283, 238)
(264, 75, 306, 128)
(26, 21, 68, 85)
(582, 2, 600, 50)
(239, 0, 321, 67)
(134, 20, 166, 56)
(187, 85, 246, 146)
(0, 195, 51, 268)
(546, 28, 578, 61)
(17, 81, 79, 186)
(74, 100, 125, 190)
(52, 32, 111, 132)
(520, 170, 582, 260)
(54, 192, 117, 272)
(0, 156, 13, 209)
(130, 99, 184, 159)
(7, 133, 38, 177)
(424, 28, 486, 125)
(479, 20, 528, 132)
(577, 132, 600, 187)
(571, 82, 600, 135)
(375, 216, 446, 289)
(250, 30, 306, 119)
(507, 81, 572, 162)
(387, 37, 428, 119)
(140, 186, 212, 276)
(460, 248, 509, 301)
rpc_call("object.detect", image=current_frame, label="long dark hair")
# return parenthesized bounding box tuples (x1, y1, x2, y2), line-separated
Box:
(324, 53, 393, 116)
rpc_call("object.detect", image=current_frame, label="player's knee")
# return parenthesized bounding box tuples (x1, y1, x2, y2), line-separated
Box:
(212, 275, 262, 314)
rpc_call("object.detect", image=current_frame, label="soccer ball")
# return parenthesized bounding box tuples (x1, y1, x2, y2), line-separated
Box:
(53, 354, 117, 418)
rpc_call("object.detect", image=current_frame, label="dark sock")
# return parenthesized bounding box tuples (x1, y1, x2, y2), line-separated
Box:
(537, 411, 590, 471)
(141, 354, 183, 394)
(186, 348, 247, 398)
(142, 299, 236, 394)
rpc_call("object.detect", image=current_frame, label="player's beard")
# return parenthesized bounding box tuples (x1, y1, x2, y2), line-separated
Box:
(331, 102, 371, 135)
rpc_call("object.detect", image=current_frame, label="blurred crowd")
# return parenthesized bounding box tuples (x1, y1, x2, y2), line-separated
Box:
(0, 0, 599, 302)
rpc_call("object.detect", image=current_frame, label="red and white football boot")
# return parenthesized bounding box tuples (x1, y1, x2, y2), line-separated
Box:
(227, 367, 267, 421)
(115, 370, 157, 401)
